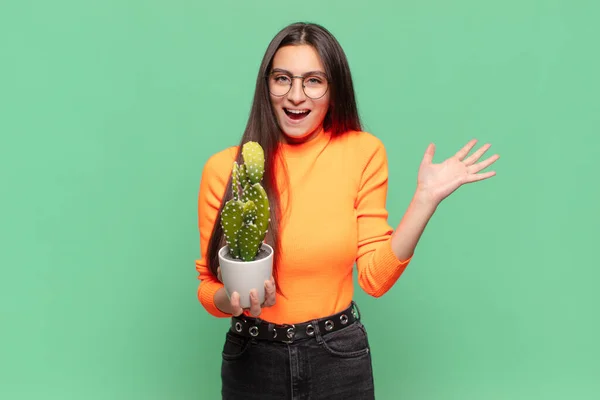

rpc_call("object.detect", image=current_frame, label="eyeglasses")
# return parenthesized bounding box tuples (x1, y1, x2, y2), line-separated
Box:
(267, 70, 329, 99)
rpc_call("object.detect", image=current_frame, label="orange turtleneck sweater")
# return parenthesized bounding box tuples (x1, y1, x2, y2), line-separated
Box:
(195, 129, 412, 325)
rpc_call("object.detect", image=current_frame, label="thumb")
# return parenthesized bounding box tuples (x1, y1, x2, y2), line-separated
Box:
(421, 143, 435, 166)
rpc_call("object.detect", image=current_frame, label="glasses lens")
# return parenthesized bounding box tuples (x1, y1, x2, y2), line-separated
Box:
(303, 75, 328, 99)
(268, 74, 291, 96)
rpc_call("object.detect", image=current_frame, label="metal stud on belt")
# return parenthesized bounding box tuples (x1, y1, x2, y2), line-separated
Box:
(286, 327, 295, 340)
(325, 320, 334, 331)
(306, 324, 315, 336)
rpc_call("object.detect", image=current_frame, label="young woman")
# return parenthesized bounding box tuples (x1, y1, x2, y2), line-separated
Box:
(195, 22, 499, 399)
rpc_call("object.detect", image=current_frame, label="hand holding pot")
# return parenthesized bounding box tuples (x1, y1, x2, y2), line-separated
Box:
(218, 266, 276, 317)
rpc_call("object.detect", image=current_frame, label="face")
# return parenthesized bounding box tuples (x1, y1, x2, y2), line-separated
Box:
(268, 45, 330, 143)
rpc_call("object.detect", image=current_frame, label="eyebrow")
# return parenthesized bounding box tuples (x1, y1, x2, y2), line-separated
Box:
(270, 68, 327, 77)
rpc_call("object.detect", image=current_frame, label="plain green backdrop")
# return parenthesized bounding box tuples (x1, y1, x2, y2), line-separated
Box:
(1, 0, 599, 399)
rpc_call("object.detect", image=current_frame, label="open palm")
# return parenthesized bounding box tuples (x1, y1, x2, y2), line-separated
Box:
(417, 139, 500, 204)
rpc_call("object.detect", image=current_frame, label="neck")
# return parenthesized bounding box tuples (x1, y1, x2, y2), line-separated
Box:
(280, 126, 323, 145)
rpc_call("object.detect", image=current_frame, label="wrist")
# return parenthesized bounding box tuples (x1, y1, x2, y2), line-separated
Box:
(214, 287, 233, 315)
(413, 186, 440, 211)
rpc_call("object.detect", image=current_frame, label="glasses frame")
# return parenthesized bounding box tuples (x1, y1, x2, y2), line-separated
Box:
(266, 70, 330, 100)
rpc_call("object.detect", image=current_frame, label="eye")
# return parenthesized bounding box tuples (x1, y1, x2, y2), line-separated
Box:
(305, 76, 324, 86)
(273, 75, 291, 84)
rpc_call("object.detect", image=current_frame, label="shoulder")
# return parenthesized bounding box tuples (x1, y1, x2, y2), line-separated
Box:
(338, 130, 386, 152)
(203, 145, 238, 170)
(200, 145, 239, 185)
(336, 130, 388, 163)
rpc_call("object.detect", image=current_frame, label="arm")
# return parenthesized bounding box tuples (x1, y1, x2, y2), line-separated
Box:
(195, 151, 234, 318)
(195, 149, 276, 318)
(392, 139, 499, 260)
(389, 189, 438, 263)
(354, 139, 413, 297)
(356, 138, 499, 296)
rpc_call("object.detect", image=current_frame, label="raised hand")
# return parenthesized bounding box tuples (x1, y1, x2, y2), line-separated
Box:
(417, 139, 499, 205)
(217, 266, 276, 317)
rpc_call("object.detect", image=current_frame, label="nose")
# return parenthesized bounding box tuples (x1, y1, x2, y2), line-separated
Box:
(286, 77, 306, 104)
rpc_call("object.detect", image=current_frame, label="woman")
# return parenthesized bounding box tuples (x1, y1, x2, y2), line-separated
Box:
(195, 22, 499, 399)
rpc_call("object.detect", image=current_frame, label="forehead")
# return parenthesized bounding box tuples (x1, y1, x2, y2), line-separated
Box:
(271, 44, 325, 74)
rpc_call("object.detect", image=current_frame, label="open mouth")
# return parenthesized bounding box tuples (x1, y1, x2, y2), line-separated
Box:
(284, 108, 311, 121)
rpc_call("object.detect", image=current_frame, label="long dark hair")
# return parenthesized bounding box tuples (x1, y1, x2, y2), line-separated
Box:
(205, 22, 362, 280)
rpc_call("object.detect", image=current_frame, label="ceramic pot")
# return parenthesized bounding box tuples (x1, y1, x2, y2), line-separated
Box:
(218, 243, 273, 309)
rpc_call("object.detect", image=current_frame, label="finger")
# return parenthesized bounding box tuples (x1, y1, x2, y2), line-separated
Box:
(468, 154, 500, 174)
(421, 143, 435, 165)
(454, 139, 478, 160)
(217, 266, 222, 283)
(466, 170, 496, 183)
(263, 279, 276, 307)
(463, 143, 491, 166)
(230, 292, 243, 316)
(249, 289, 261, 317)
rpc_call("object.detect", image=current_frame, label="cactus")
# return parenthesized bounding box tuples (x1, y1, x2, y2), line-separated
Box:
(220, 141, 270, 261)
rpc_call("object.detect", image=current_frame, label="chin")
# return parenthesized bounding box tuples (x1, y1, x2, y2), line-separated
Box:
(277, 118, 323, 143)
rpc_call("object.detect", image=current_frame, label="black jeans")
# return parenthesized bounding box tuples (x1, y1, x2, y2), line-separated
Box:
(221, 317, 375, 399)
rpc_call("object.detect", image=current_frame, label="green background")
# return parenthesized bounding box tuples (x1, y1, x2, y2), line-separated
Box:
(1, 0, 599, 399)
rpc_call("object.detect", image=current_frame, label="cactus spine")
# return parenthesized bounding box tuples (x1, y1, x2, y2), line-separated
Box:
(220, 141, 270, 261)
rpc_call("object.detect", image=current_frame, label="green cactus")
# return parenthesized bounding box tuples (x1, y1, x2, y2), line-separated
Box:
(220, 141, 270, 261)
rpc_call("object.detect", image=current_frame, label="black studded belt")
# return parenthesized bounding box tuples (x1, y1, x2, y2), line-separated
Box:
(229, 301, 361, 343)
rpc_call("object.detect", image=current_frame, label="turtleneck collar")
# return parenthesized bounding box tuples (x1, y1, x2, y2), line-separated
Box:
(278, 128, 332, 158)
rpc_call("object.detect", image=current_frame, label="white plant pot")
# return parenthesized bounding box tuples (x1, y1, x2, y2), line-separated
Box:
(218, 243, 274, 309)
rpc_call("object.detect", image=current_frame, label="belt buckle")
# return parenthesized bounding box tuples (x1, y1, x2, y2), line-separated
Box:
(281, 324, 296, 343)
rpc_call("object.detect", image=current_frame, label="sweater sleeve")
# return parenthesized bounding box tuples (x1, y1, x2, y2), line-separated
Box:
(354, 138, 412, 297)
(195, 152, 233, 318)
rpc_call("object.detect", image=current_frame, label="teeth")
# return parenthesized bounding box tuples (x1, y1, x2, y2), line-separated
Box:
(286, 109, 309, 114)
